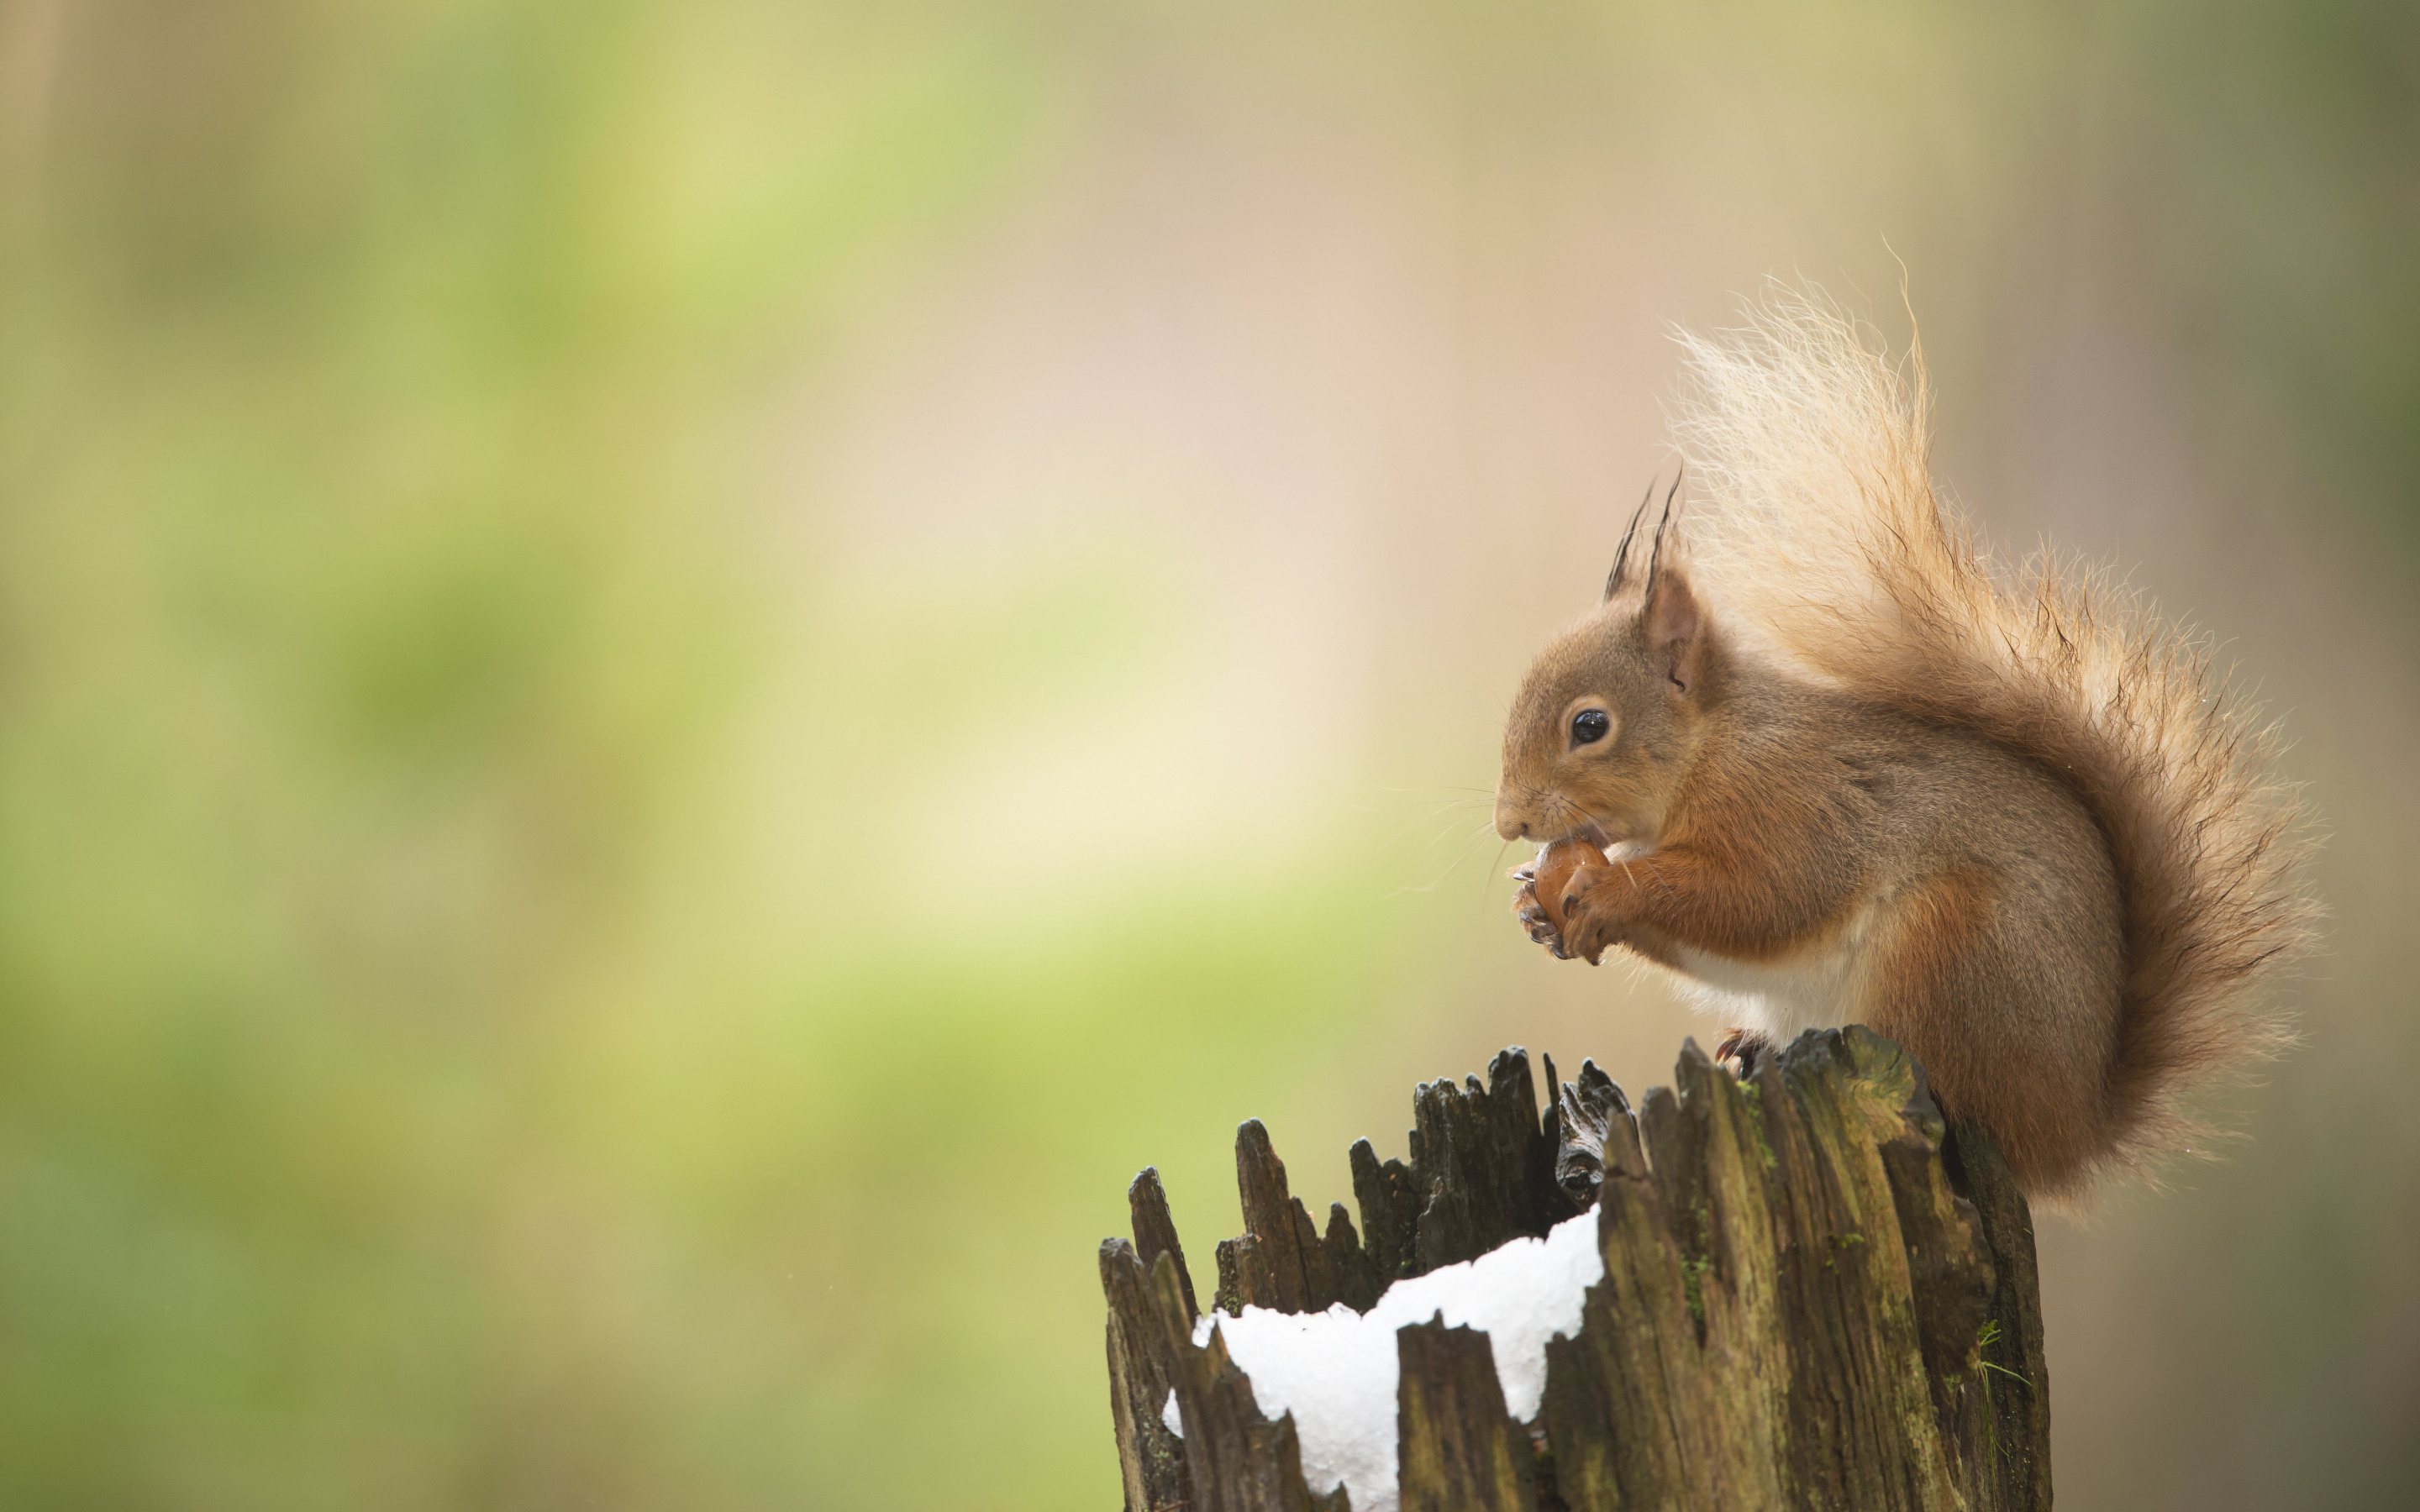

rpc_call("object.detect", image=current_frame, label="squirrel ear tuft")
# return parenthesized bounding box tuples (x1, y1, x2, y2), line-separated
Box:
(1606, 472, 1681, 601)
(1604, 483, 1655, 600)
(1643, 567, 1705, 695)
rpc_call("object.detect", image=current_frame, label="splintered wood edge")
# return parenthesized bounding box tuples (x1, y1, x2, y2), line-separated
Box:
(1097, 1032, 2044, 1512)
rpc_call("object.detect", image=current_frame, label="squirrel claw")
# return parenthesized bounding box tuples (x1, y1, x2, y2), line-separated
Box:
(1713, 1029, 1769, 1079)
(1514, 878, 1570, 958)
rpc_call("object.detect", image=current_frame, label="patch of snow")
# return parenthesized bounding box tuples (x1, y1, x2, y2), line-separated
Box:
(1170, 1207, 1601, 1512)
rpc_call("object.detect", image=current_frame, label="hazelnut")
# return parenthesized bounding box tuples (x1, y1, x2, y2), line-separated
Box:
(1533, 837, 1612, 933)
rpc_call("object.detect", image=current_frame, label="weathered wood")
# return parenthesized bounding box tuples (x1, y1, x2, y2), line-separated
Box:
(1876, 1098, 1994, 1385)
(1102, 1030, 2050, 1512)
(1129, 1166, 1199, 1324)
(1238, 1119, 1339, 1313)
(1216, 1234, 1276, 1315)
(1539, 1163, 1719, 1507)
(1547, 1057, 1645, 1205)
(1349, 1137, 1420, 1286)
(1397, 1317, 1539, 1512)
(1876, 1073, 2000, 1470)
(1410, 1048, 1573, 1271)
(1325, 1200, 1386, 1313)
(1670, 1038, 1790, 1507)
(1754, 1027, 1963, 1510)
(1946, 1121, 2052, 1512)
(1150, 1252, 1349, 1512)
(1101, 1237, 1190, 1512)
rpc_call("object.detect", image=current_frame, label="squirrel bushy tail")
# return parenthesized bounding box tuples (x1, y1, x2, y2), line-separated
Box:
(1666, 289, 2317, 1185)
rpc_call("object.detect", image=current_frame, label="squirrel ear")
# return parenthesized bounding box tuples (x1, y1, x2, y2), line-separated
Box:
(1642, 567, 1705, 695)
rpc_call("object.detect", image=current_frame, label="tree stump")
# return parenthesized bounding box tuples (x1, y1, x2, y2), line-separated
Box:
(1098, 1028, 2049, 1511)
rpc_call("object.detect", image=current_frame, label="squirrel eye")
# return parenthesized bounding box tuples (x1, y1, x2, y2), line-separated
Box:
(1570, 708, 1611, 745)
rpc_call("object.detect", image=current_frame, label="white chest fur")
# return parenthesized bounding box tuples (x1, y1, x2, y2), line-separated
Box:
(1661, 899, 1885, 1044)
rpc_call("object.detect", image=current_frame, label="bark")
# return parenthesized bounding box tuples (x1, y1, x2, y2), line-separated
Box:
(1099, 1030, 2049, 1512)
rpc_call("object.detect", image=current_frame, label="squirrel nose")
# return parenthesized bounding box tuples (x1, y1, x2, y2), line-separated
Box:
(1494, 798, 1528, 843)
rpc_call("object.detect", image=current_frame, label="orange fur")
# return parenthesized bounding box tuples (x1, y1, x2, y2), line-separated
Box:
(1498, 289, 2316, 1202)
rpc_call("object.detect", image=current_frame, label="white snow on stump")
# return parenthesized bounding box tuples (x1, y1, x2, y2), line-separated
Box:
(1160, 1206, 1602, 1512)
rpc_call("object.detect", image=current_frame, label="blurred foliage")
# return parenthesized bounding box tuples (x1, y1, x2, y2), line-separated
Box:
(0, 4, 1464, 1504)
(0, 2, 1102, 1504)
(0, 1, 2412, 1509)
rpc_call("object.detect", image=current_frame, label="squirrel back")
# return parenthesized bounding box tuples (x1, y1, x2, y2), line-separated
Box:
(1497, 291, 2316, 1201)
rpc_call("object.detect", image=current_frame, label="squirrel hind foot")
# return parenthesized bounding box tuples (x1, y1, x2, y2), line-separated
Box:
(1714, 1028, 1770, 1079)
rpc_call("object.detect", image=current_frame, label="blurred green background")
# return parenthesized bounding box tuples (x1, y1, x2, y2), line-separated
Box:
(1, 0, 2412, 1506)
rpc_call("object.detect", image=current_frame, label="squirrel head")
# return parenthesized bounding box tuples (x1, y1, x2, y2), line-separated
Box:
(1493, 546, 1715, 848)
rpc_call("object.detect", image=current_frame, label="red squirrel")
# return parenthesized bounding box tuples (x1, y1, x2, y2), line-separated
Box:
(1496, 294, 2316, 1203)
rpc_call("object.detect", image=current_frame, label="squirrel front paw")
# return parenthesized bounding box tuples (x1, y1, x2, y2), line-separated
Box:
(1558, 882, 1620, 966)
(1512, 872, 1573, 959)
(1512, 840, 1615, 963)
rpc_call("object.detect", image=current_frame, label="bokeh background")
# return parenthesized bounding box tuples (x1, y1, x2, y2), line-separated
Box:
(3, 0, 2414, 1506)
